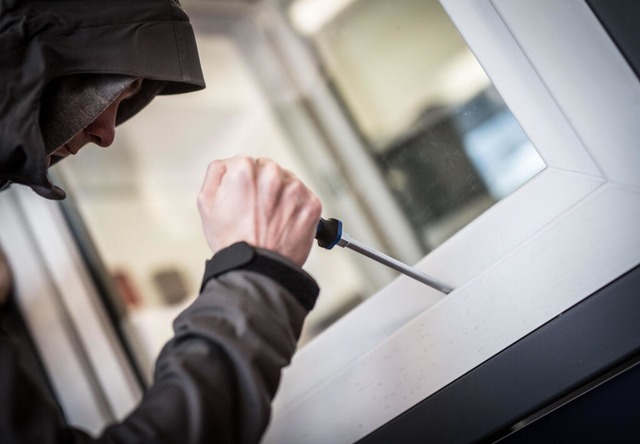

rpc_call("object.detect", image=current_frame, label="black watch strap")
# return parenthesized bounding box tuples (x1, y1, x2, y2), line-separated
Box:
(200, 242, 319, 311)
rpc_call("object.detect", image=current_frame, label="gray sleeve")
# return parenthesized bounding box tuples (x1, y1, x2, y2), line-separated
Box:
(99, 266, 315, 443)
(0, 245, 315, 444)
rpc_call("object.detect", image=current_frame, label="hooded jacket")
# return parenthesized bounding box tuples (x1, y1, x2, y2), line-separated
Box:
(0, 0, 205, 199)
(0, 2, 319, 443)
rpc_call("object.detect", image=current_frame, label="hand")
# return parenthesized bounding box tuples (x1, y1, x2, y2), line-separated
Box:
(197, 156, 322, 267)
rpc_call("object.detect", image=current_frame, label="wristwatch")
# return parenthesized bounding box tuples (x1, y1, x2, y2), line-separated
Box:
(200, 241, 318, 311)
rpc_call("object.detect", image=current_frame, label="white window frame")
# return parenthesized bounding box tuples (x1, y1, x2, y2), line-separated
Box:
(263, 1, 640, 442)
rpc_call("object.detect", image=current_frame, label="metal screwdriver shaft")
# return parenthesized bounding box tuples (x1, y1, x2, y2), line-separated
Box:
(315, 218, 453, 294)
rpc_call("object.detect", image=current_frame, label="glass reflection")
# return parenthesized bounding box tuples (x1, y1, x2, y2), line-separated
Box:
(289, 0, 545, 252)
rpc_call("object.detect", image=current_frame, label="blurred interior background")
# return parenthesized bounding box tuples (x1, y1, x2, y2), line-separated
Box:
(53, 0, 544, 380)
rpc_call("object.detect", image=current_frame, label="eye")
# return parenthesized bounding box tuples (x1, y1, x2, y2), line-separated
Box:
(123, 78, 144, 100)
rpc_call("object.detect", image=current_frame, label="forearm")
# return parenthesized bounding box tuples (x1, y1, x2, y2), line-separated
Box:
(101, 251, 317, 444)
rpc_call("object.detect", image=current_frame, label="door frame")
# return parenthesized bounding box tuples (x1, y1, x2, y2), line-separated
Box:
(0, 187, 143, 434)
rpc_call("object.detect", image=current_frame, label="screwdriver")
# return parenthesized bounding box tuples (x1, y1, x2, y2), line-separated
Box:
(315, 218, 453, 294)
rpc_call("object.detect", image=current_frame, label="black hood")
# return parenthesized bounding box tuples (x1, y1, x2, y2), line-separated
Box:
(0, 0, 205, 199)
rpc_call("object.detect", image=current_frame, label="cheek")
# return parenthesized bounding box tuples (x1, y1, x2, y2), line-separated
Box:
(69, 131, 85, 144)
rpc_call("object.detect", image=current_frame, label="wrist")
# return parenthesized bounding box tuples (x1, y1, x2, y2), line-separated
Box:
(200, 241, 319, 311)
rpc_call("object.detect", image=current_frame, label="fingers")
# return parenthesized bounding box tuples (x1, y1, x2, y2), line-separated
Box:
(256, 158, 284, 224)
(197, 159, 227, 216)
(197, 155, 322, 266)
(198, 156, 257, 216)
(274, 176, 322, 264)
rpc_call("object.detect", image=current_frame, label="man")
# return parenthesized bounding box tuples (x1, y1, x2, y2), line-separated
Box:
(0, 0, 322, 442)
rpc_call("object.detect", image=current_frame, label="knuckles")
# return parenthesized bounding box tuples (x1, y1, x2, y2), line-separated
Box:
(198, 156, 322, 253)
(300, 195, 323, 224)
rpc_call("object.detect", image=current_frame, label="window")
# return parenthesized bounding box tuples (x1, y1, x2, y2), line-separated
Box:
(262, 0, 640, 442)
(54, 0, 543, 377)
(288, 0, 544, 253)
(2, 0, 636, 438)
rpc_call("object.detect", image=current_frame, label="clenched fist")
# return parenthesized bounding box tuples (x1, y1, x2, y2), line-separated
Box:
(197, 156, 322, 267)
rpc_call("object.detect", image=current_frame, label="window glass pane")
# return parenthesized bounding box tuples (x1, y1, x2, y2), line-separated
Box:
(288, 0, 545, 252)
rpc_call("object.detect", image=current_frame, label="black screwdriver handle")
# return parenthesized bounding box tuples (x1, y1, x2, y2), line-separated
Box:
(315, 217, 343, 250)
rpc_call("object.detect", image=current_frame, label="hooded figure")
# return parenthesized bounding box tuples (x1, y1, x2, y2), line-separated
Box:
(0, 0, 205, 199)
(0, 1, 320, 443)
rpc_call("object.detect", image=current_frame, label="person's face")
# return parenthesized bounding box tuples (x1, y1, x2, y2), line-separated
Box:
(48, 78, 143, 164)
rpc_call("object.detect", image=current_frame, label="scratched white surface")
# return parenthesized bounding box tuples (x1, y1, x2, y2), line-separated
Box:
(265, 186, 640, 443)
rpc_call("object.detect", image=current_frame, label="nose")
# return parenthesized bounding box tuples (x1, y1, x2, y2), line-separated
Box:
(83, 100, 119, 147)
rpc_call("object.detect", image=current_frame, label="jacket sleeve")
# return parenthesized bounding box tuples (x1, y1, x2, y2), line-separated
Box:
(100, 245, 319, 444)
(0, 244, 318, 444)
